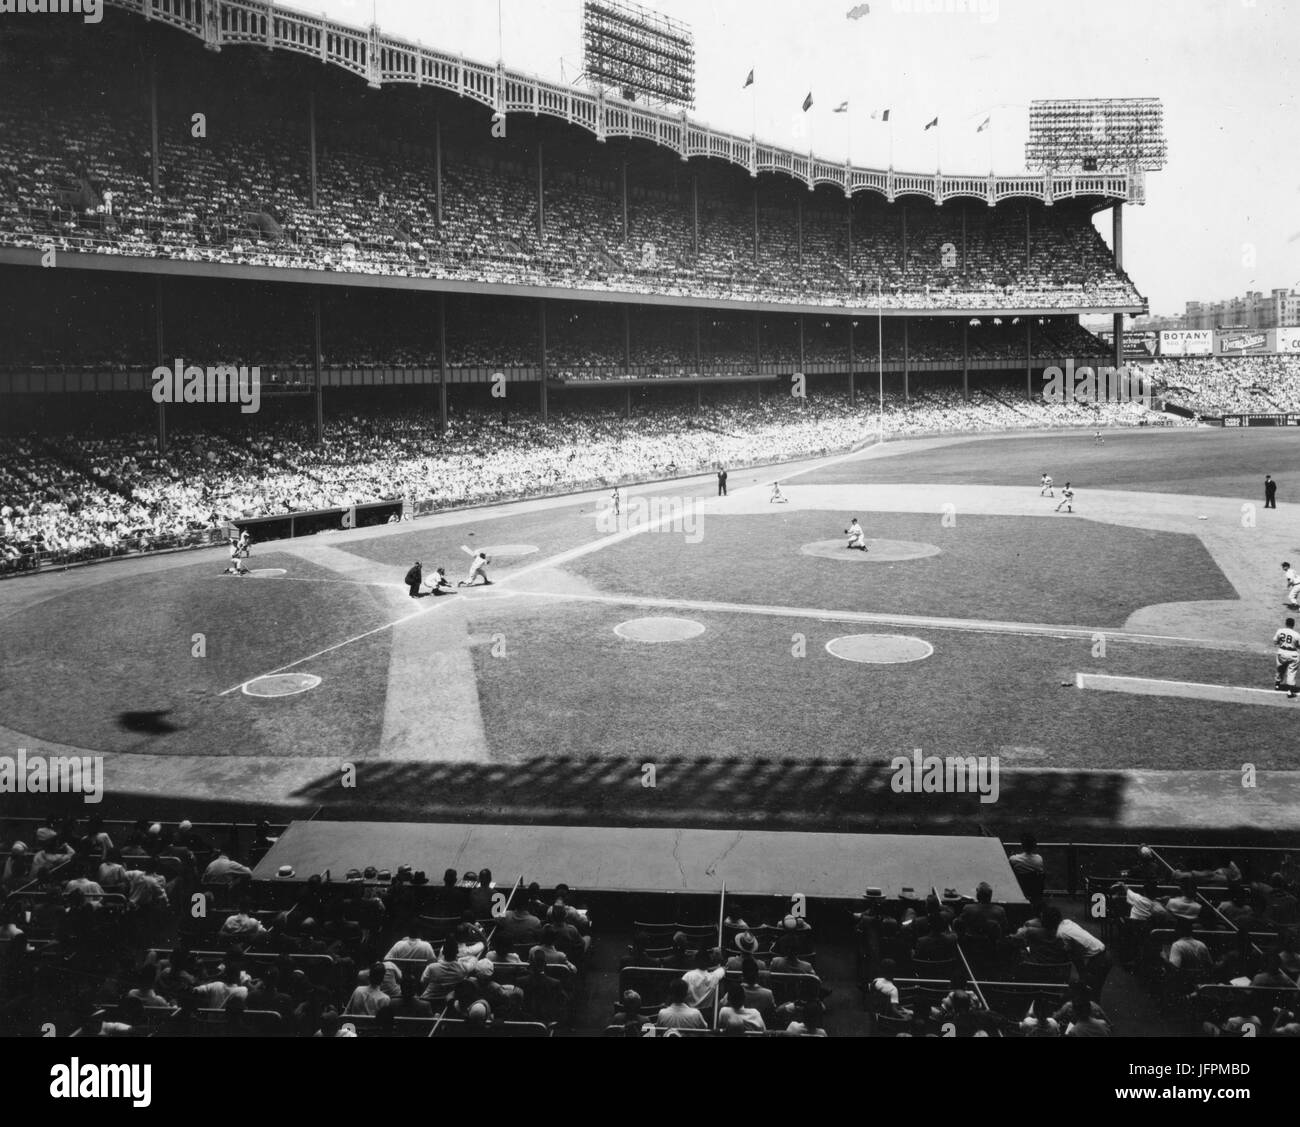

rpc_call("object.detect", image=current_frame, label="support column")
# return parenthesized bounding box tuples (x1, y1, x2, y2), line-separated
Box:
(149, 57, 160, 194)
(1113, 203, 1125, 370)
(694, 309, 702, 377)
(848, 320, 856, 405)
(623, 305, 631, 375)
(903, 318, 910, 401)
(847, 199, 853, 275)
(434, 118, 444, 226)
(313, 290, 324, 444)
(626, 386, 632, 420)
(1025, 205, 1031, 272)
(691, 174, 699, 256)
(154, 276, 166, 455)
(308, 88, 318, 210)
(962, 319, 969, 402)
(796, 197, 803, 266)
(621, 154, 629, 245)
(798, 315, 805, 377)
(754, 312, 761, 377)
(536, 142, 544, 241)
(901, 207, 908, 276)
(538, 300, 548, 421)
(1026, 318, 1033, 401)
(438, 293, 448, 434)
(752, 185, 759, 265)
(961, 205, 967, 273)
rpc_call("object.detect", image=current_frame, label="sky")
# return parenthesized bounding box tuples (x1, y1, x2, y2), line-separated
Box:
(285, 0, 1300, 317)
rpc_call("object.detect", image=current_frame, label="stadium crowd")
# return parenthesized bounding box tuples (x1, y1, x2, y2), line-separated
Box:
(0, 49, 1142, 313)
(2, 819, 1295, 1038)
(1, 386, 1171, 571)
(1147, 356, 1300, 417)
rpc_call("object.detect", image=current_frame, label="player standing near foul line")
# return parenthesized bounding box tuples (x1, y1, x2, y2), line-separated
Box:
(1274, 617, 1300, 699)
(1283, 562, 1300, 609)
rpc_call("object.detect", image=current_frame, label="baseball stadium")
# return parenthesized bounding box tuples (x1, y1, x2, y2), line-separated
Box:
(0, 0, 1297, 1046)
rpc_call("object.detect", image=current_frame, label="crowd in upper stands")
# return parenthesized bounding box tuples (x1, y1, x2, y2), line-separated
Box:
(0, 43, 1142, 313)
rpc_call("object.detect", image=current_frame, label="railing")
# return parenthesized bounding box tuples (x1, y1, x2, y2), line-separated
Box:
(104, 0, 1139, 207)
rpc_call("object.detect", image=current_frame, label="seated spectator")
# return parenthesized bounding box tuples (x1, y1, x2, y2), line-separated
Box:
(496, 899, 543, 948)
(344, 961, 392, 1016)
(716, 981, 765, 1032)
(529, 925, 577, 972)
(769, 936, 816, 976)
(1064, 999, 1112, 1037)
(866, 959, 911, 1021)
(784, 1000, 827, 1037)
(682, 947, 728, 1011)
(419, 936, 473, 1005)
(1020, 996, 1061, 1037)
(1166, 918, 1213, 976)
(1165, 878, 1203, 923)
(203, 849, 252, 884)
(957, 882, 1008, 937)
(740, 956, 776, 1020)
(655, 978, 707, 1030)
(520, 948, 570, 1025)
(384, 926, 435, 962)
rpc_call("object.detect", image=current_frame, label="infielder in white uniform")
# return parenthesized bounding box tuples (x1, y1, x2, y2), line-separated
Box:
(1283, 562, 1300, 609)
(459, 552, 492, 587)
(1040, 474, 1054, 497)
(845, 519, 867, 552)
(1274, 617, 1300, 698)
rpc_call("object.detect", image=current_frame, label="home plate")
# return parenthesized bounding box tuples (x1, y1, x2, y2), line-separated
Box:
(222, 568, 287, 579)
(1077, 673, 1299, 709)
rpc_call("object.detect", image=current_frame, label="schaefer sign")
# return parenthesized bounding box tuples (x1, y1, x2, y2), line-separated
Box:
(1215, 330, 1272, 356)
(1159, 330, 1213, 357)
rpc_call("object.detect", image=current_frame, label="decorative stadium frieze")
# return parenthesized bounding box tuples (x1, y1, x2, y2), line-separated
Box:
(108, 0, 1137, 207)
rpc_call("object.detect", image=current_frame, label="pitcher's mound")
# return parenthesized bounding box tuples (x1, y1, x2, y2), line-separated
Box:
(801, 539, 941, 562)
(826, 635, 934, 665)
(615, 617, 706, 643)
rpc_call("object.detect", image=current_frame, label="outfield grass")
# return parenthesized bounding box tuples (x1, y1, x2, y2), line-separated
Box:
(803, 428, 1300, 501)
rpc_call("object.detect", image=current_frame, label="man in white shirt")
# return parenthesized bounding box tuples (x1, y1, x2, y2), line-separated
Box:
(1056, 916, 1111, 996)
(681, 948, 727, 1011)
(655, 978, 707, 1030)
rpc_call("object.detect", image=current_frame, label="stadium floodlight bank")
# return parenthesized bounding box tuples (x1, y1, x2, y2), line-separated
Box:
(582, 0, 695, 110)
